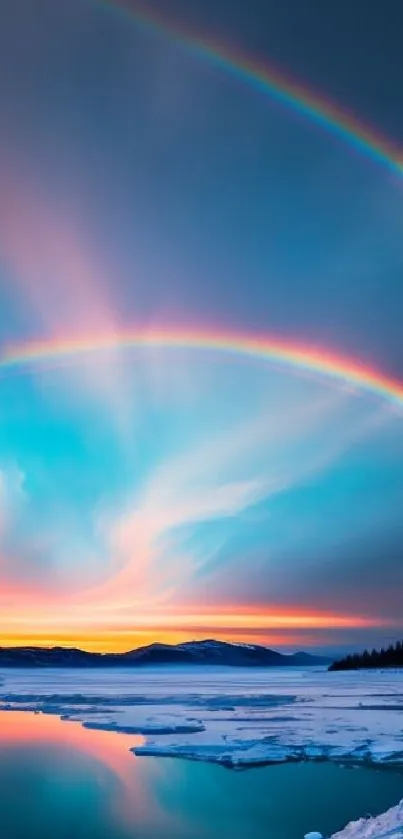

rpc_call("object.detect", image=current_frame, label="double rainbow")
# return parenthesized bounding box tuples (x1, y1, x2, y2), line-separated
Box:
(97, 0, 403, 178)
(1, 328, 403, 411)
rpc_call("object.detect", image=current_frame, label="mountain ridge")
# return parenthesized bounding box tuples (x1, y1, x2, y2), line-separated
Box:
(0, 638, 331, 667)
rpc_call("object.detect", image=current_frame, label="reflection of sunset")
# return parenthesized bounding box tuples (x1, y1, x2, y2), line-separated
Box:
(0, 711, 157, 830)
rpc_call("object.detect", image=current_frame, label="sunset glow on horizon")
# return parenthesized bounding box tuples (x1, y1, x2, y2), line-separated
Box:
(0, 602, 392, 653)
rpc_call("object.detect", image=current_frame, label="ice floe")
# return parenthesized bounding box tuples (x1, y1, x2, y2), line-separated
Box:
(0, 667, 402, 768)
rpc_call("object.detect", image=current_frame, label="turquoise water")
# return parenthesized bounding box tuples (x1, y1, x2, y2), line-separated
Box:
(0, 712, 402, 839)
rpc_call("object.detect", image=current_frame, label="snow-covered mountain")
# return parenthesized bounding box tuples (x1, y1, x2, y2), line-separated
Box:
(0, 638, 330, 667)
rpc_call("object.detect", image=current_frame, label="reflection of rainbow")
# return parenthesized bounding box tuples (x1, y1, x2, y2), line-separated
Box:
(98, 1, 403, 177)
(1, 328, 403, 410)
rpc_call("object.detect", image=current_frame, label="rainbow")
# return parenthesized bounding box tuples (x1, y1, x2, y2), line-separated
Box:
(96, 0, 403, 178)
(1, 328, 403, 411)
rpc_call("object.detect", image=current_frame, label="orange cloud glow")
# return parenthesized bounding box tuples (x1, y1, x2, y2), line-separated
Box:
(0, 596, 388, 652)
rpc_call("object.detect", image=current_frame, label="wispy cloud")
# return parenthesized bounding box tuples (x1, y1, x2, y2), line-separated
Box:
(0, 367, 394, 646)
(86, 387, 385, 615)
(0, 463, 26, 536)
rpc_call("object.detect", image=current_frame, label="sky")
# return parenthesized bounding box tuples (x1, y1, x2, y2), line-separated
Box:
(0, 0, 402, 655)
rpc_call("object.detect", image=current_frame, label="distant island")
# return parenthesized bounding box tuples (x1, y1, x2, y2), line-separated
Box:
(0, 639, 330, 668)
(329, 640, 403, 671)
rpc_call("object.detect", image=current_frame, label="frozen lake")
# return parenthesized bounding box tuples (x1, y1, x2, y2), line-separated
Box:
(0, 710, 402, 839)
(0, 666, 402, 836)
(1, 666, 403, 767)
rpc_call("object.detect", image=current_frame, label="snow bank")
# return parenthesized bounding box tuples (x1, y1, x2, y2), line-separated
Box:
(330, 798, 403, 838)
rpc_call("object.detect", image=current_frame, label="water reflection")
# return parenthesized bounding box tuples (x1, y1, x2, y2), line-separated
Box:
(0, 711, 402, 839)
(0, 711, 172, 837)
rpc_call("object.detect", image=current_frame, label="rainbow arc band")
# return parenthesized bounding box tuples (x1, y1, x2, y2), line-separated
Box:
(1, 328, 403, 410)
(97, 0, 403, 177)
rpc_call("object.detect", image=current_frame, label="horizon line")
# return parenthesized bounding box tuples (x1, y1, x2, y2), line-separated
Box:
(0, 636, 333, 657)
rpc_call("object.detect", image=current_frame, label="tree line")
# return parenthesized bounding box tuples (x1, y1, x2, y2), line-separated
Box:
(329, 640, 403, 671)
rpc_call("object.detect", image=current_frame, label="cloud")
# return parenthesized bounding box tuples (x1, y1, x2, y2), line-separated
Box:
(0, 464, 51, 593)
(0, 463, 45, 587)
(0, 367, 394, 645)
(86, 386, 388, 617)
(0, 463, 26, 536)
(0, 462, 94, 595)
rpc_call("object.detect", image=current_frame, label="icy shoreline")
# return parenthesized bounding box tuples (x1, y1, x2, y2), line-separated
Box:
(0, 666, 402, 837)
(330, 799, 403, 838)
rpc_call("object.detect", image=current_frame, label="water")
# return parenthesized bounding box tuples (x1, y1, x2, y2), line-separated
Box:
(0, 711, 402, 839)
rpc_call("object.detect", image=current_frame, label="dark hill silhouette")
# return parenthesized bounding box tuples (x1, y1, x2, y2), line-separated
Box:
(329, 640, 403, 671)
(0, 639, 330, 668)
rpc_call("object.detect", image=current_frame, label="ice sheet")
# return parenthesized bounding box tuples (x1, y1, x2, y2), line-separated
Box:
(0, 667, 402, 767)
